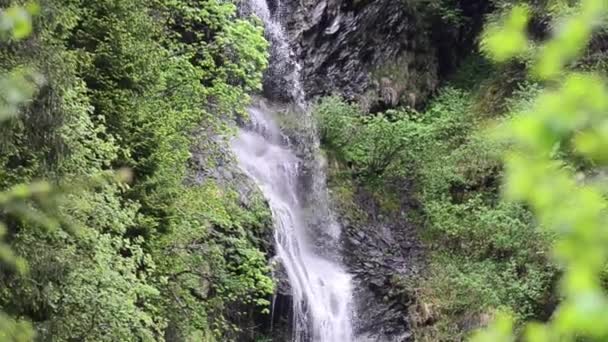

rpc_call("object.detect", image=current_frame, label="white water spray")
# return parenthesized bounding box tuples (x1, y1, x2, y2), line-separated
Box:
(233, 106, 354, 341)
(232, 1, 356, 340)
(248, 0, 307, 107)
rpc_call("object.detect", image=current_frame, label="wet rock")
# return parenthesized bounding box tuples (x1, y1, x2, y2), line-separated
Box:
(277, 0, 440, 109)
(330, 178, 423, 342)
(272, 256, 292, 296)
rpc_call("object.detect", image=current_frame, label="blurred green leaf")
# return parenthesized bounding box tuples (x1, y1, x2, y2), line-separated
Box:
(477, 0, 608, 341)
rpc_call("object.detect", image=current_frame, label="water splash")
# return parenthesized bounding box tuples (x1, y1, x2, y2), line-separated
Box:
(234, 1, 356, 340)
(232, 105, 354, 342)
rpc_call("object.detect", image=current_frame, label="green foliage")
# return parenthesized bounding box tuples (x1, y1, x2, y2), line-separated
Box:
(152, 182, 273, 339)
(318, 3, 608, 338)
(414, 0, 465, 25)
(0, 313, 33, 342)
(0, 0, 273, 340)
(38, 234, 161, 341)
(317, 56, 557, 342)
(0, 3, 39, 40)
(481, 5, 530, 63)
(0, 4, 43, 340)
(315, 96, 412, 180)
(316, 88, 473, 182)
(472, 0, 608, 341)
(410, 86, 556, 340)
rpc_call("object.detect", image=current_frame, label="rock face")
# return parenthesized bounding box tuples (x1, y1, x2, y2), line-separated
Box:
(279, 0, 440, 110)
(273, 1, 492, 339)
(270, 0, 436, 339)
(233, 1, 490, 340)
(328, 173, 424, 341)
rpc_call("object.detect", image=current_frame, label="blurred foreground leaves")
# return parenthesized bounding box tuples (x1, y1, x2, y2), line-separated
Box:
(474, 0, 608, 341)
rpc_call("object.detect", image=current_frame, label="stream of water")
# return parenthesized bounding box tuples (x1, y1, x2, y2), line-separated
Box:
(232, 106, 354, 341)
(231, 1, 356, 341)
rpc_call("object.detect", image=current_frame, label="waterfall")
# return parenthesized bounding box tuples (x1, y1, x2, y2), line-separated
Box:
(248, 0, 306, 107)
(232, 1, 356, 341)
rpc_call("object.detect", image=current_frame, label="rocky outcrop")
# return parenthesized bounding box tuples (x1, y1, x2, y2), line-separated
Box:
(325, 159, 424, 341)
(345, 193, 423, 341)
(278, 0, 440, 110)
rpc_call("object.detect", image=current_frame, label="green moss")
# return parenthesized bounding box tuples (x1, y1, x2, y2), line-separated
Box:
(325, 149, 366, 222)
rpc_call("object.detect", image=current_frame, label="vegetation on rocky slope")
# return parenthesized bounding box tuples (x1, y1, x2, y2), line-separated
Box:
(317, 0, 608, 340)
(317, 68, 557, 340)
(0, 1, 273, 341)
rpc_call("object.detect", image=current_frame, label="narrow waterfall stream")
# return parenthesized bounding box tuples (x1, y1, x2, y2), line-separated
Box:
(232, 106, 354, 341)
(232, 1, 356, 341)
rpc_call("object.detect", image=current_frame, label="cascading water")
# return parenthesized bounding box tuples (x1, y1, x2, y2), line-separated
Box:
(247, 0, 306, 106)
(232, 106, 354, 341)
(232, 1, 356, 341)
